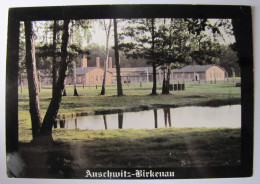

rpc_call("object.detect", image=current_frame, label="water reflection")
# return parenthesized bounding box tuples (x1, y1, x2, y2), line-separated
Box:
(163, 108, 172, 128)
(118, 113, 123, 129)
(53, 105, 241, 130)
(103, 115, 107, 130)
(154, 109, 158, 128)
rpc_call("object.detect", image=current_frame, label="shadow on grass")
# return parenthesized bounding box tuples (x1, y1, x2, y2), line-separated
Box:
(17, 128, 241, 178)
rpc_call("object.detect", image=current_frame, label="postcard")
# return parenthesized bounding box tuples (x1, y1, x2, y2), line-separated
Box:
(5, 4, 253, 180)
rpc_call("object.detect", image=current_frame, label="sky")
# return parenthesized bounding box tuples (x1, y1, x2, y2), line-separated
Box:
(87, 18, 235, 47)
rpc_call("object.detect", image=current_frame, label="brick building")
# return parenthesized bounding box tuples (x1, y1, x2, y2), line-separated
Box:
(21, 56, 226, 87)
(66, 56, 113, 86)
(172, 65, 226, 82)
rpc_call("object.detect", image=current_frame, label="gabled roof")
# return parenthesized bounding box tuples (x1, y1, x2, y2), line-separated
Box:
(76, 67, 96, 75)
(172, 65, 213, 73)
(107, 67, 153, 73)
(76, 67, 113, 75)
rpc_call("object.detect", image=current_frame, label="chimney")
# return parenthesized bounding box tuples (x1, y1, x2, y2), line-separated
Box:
(82, 55, 88, 68)
(108, 57, 113, 68)
(96, 57, 100, 67)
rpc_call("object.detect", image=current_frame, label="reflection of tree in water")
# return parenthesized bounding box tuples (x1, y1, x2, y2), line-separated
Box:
(163, 108, 172, 128)
(154, 109, 158, 128)
(103, 115, 108, 130)
(118, 113, 123, 129)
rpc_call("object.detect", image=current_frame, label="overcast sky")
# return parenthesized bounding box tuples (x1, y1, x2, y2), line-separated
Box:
(87, 18, 235, 47)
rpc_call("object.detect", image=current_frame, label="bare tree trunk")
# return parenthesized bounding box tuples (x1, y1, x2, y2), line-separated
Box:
(73, 62, 79, 96)
(40, 20, 70, 143)
(166, 67, 171, 92)
(52, 20, 57, 97)
(162, 69, 167, 94)
(151, 18, 157, 95)
(100, 19, 112, 95)
(113, 18, 123, 96)
(38, 71, 41, 92)
(24, 20, 42, 140)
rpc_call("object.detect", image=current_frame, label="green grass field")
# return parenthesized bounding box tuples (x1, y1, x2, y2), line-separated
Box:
(19, 127, 241, 178)
(18, 80, 241, 130)
(17, 80, 241, 176)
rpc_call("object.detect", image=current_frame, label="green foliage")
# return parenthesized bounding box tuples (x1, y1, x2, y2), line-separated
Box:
(219, 45, 240, 76)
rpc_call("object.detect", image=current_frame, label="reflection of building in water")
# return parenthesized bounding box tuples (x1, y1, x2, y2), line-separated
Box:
(53, 105, 241, 130)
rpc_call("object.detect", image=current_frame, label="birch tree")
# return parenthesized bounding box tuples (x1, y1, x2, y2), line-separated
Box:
(100, 19, 112, 95)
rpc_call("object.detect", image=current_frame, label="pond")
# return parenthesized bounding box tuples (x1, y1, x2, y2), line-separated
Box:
(54, 105, 241, 130)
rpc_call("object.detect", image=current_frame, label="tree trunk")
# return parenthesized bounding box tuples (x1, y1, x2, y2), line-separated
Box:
(151, 18, 157, 95)
(162, 67, 170, 94)
(113, 18, 123, 96)
(38, 71, 41, 92)
(166, 67, 171, 92)
(24, 20, 42, 140)
(73, 62, 79, 96)
(40, 20, 70, 143)
(162, 69, 167, 94)
(100, 19, 112, 95)
(52, 20, 57, 97)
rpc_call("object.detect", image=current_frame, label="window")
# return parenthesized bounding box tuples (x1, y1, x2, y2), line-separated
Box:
(96, 76, 98, 81)
(78, 77, 81, 82)
(100, 76, 103, 81)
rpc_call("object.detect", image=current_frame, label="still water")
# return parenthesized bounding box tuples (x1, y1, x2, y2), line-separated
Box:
(55, 105, 241, 130)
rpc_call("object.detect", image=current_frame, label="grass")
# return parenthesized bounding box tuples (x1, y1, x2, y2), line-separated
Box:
(15, 80, 242, 178)
(19, 80, 241, 117)
(19, 127, 241, 178)
(18, 81, 241, 141)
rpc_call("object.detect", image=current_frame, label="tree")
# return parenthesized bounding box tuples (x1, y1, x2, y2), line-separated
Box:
(119, 18, 158, 95)
(39, 19, 70, 143)
(69, 20, 92, 96)
(24, 20, 42, 140)
(219, 45, 239, 77)
(113, 18, 123, 96)
(153, 19, 191, 94)
(100, 19, 112, 95)
(52, 20, 58, 97)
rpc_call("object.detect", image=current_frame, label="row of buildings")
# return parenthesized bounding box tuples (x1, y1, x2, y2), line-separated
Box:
(25, 56, 227, 86)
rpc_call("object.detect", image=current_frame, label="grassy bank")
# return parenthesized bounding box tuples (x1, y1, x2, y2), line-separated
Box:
(19, 127, 241, 178)
(18, 81, 241, 132)
(16, 81, 241, 178)
(20, 128, 241, 178)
